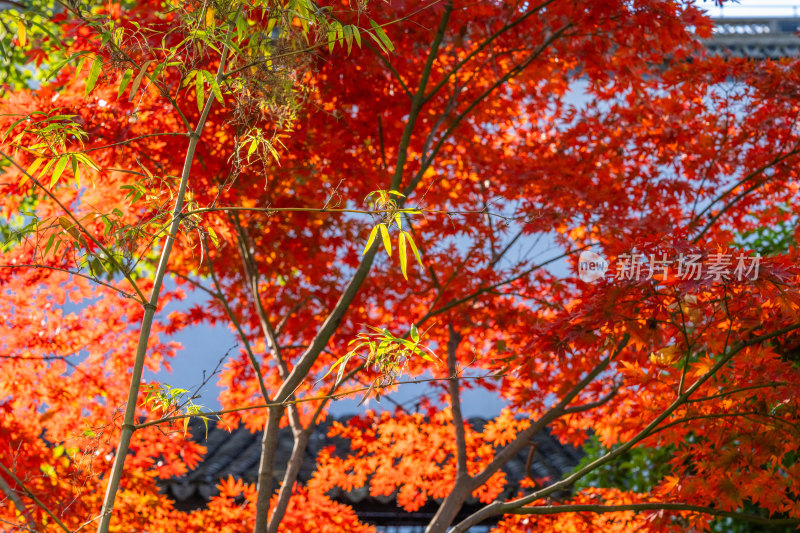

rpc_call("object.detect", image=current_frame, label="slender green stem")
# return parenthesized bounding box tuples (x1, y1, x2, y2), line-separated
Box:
(95, 42, 230, 533)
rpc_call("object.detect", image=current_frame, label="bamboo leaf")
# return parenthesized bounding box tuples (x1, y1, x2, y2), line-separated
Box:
(343, 25, 353, 54)
(379, 223, 391, 257)
(71, 155, 80, 187)
(247, 138, 258, 158)
(205, 7, 215, 28)
(202, 70, 223, 104)
(399, 231, 408, 280)
(44, 233, 56, 257)
(85, 56, 103, 97)
(58, 216, 82, 241)
(50, 156, 69, 187)
(195, 73, 205, 113)
(363, 225, 378, 255)
(21, 157, 44, 186)
(117, 68, 133, 100)
(404, 231, 423, 268)
(410, 324, 419, 343)
(129, 60, 153, 102)
(369, 20, 394, 52)
(327, 28, 336, 53)
(2, 117, 27, 142)
(16, 19, 26, 47)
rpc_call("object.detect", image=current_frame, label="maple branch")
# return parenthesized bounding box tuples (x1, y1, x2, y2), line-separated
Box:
(421, 0, 558, 104)
(561, 381, 621, 415)
(267, 361, 364, 533)
(231, 217, 311, 532)
(691, 142, 800, 242)
(253, 239, 382, 528)
(392, 0, 452, 191)
(411, 24, 573, 197)
(416, 244, 592, 326)
(685, 382, 789, 404)
(265, 429, 309, 532)
(428, 334, 630, 533)
(0, 461, 70, 532)
(647, 410, 777, 436)
(233, 217, 301, 426)
(0, 472, 34, 531)
(509, 503, 800, 526)
(206, 244, 269, 403)
(0, 264, 138, 300)
(364, 41, 412, 99)
(446, 324, 468, 479)
(450, 322, 800, 532)
(97, 28, 233, 533)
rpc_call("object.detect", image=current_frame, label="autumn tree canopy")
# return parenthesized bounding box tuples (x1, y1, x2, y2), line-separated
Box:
(1, 0, 800, 531)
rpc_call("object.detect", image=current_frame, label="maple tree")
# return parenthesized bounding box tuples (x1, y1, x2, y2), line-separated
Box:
(1, 0, 800, 532)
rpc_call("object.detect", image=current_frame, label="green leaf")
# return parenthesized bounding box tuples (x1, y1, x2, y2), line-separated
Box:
(399, 231, 408, 280)
(369, 20, 394, 53)
(343, 25, 353, 54)
(236, 13, 247, 42)
(85, 56, 103, 97)
(202, 70, 224, 104)
(352, 25, 362, 48)
(74, 55, 88, 81)
(363, 225, 378, 255)
(195, 73, 205, 113)
(117, 68, 133, 100)
(42, 56, 72, 82)
(50, 156, 69, 187)
(379, 223, 391, 257)
(44, 233, 56, 257)
(71, 155, 80, 187)
(2, 117, 27, 142)
(410, 324, 419, 343)
(327, 28, 336, 54)
(403, 231, 423, 268)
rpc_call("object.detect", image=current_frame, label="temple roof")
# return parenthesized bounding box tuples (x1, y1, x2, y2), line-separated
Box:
(161, 416, 584, 527)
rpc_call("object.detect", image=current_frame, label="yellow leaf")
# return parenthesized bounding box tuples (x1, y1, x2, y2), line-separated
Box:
(16, 20, 26, 47)
(362, 225, 378, 256)
(206, 7, 215, 28)
(399, 231, 408, 280)
(21, 157, 44, 185)
(404, 231, 423, 268)
(379, 223, 391, 257)
(58, 216, 82, 241)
